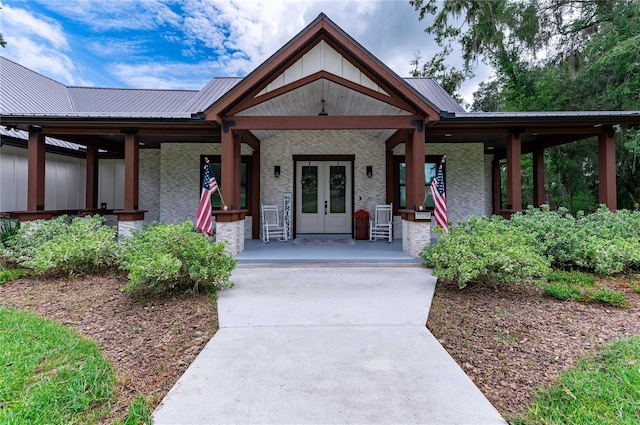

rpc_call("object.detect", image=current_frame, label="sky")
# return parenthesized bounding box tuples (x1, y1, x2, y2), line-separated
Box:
(0, 0, 492, 105)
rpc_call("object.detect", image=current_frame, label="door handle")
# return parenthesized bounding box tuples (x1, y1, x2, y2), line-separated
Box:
(325, 200, 328, 215)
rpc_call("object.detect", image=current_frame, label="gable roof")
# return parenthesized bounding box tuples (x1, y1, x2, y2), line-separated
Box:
(204, 13, 445, 121)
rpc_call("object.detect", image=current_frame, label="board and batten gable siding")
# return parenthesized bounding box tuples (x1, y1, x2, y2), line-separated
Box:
(260, 130, 386, 217)
(98, 159, 124, 211)
(394, 142, 489, 224)
(1, 145, 85, 212)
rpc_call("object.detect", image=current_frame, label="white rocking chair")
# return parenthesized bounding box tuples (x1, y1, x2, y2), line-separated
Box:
(261, 204, 288, 242)
(369, 203, 393, 242)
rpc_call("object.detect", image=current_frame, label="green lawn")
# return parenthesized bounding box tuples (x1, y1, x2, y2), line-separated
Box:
(515, 336, 640, 424)
(0, 306, 115, 424)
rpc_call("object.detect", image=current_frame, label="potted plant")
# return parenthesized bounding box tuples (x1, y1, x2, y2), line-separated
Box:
(353, 209, 370, 240)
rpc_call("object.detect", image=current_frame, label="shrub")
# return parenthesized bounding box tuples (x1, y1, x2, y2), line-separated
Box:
(0, 214, 20, 247)
(422, 215, 551, 288)
(4, 215, 119, 275)
(120, 221, 236, 294)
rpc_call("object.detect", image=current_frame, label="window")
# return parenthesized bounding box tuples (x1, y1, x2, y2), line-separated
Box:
(199, 155, 252, 210)
(393, 155, 444, 212)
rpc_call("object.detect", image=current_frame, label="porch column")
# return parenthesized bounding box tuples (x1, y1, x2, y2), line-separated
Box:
(506, 132, 522, 211)
(598, 128, 617, 210)
(85, 145, 99, 210)
(492, 158, 502, 215)
(532, 148, 545, 207)
(221, 125, 240, 210)
(27, 126, 46, 211)
(385, 149, 394, 204)
(406, 127, 425, 210)
(123, 130, 139, 211)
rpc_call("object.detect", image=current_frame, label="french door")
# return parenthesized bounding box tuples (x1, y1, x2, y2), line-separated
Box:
(296, 161, 352, 234)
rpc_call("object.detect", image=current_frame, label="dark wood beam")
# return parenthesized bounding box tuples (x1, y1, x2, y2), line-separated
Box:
(27, 127, 46, 211)
(251, 150, 261, 239)
(532, 149, 545, 207)
(123, 132, 140, 211)
(492, 158, 502, 214)
(384, 129, 407, 151)
(226, 115, 422, 130)
(85, 145, 99, 209)
(406, 128, 425, 210)
(239, 130, 261, 152)
(598, 130, 617, 210)
(229, 70, 416, 115)
(506, 132, 522, 211)
(221, 129, 238, 210)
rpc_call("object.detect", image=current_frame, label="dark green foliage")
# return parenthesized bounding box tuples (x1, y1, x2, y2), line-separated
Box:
(120, 221, 236, 295)
(0, 268, 26, 285)
(423, 207, 640, 288)
(0, 215, 20, 248)
(542, 270, 628, 307)
(423, 215, 551, 288)
(3, 215, 119, 276)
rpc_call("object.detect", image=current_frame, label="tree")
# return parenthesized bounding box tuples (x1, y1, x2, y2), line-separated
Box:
(411, 0, 640, 211)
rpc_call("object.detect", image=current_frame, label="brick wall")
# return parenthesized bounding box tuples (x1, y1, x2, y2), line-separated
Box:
(139, 149, 160, 223)
(260, 130, 387, 215)
(394, 142, 489, 223)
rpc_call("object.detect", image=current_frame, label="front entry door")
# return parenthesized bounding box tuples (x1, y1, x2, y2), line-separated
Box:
(296, 161, 352, 234)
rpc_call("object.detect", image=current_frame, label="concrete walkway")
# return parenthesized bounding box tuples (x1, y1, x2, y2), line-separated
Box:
(153, 265, 506, 424)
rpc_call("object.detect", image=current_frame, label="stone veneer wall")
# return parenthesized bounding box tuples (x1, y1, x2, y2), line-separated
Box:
(260, 130, 387, 237)
(158, 143, 253, 226)
(394, 142, 489, 224)
(139, 149, 161, 223)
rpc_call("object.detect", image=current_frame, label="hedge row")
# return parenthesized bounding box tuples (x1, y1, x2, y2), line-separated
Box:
(0, 216, 236, 295)
(422, 205, 640, 288)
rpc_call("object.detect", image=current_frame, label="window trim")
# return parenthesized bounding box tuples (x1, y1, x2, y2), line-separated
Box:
(392, 155, 445, 215)
(199, 155, 253, 212)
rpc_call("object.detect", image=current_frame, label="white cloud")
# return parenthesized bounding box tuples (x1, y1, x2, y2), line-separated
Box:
(0, 2, 83, 85)
(1, 2, 69, 49)
(32, 0, 182, 31)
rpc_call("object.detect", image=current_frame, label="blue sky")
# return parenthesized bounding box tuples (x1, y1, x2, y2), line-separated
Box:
(0, 0, 491, 104)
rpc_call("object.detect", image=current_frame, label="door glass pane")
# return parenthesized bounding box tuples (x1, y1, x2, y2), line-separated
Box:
(329, 165, 346, 213)
(301, 166, 318, 213)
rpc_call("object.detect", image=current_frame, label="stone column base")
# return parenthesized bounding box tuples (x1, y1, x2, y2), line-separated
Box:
(216, 219, 245, 256)
(402, 219, 431, 258)
(118, 220, 144, 238)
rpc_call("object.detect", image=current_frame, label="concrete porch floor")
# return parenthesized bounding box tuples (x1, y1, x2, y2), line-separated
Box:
(235, 236, 426, 264)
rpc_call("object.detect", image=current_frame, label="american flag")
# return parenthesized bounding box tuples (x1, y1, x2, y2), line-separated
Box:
(430, 161, 448, 233)
(195, 163, 219, 236)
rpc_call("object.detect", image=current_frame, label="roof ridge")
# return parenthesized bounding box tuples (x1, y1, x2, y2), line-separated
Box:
(67, 86, 199, 92)
(0, 56, 68, 88)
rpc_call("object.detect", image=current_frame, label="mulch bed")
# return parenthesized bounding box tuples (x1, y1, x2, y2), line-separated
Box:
(0, 273, 218, 423)
(427, 276, 640, 421)
(2, 271, 639, 423)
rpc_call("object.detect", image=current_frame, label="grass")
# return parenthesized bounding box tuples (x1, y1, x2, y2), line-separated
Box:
(515, 336, 640, 424)
(0, 268, 27, 285)
(114, 395, 153, 425)
(0, 306, 115, 424)
(542, 270, 629, 307)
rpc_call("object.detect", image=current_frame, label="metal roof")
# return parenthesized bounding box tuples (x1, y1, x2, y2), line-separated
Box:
(182, 77, 242, 113)
(0, 57, 73, 114)
(404, 78, 466, 113)
(0, 126, 83, 151)
(67, 87, 197, 114)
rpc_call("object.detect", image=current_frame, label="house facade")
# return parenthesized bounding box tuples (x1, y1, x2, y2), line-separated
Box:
(1, 14, 639, 257)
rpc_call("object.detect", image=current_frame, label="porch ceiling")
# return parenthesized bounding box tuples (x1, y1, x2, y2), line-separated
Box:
(235, 79, 410, 142)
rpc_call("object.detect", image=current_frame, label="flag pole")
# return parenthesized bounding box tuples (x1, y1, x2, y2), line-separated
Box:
(204, 157, 226, 208)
